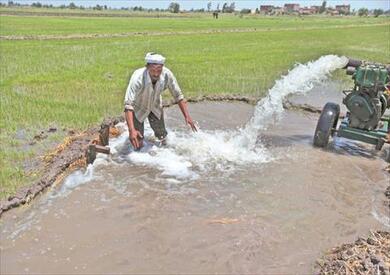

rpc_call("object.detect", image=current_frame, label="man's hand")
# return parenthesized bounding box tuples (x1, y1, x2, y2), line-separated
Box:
(125, 110, 143, 150)
(178, 100, 197, 132)
(185, 116, 198, 132)
(129, 130, 143, 150)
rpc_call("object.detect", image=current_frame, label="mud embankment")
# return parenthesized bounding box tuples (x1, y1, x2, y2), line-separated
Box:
(0, 118, 123, 216)
(0, 10, 188, 18)
(1, 22, 388, 41)
(316, 231, 390, 274)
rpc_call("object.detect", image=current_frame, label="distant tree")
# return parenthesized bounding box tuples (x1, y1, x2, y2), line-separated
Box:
(319, 1, 327, 14)
(230, 2, 235, 12)
(255, 8, 259, 14)
(94, 4, 103, 10)
(338, 9, 347, 15)
(104, 5, 108, 10)
(373, 9, 384, 17)
(240, 8, 251, 14)
(68, 2, 77, 9)
(135, 6, 144, 11)
(358, 8, 368, 16)
(207, 1, 212, 12)
(222, 2, 235, 13)
(216, 3, 220, 11)
(222, 3, 228, 12)
(169, 2, 180, 13)
(32, 2, 42, 8)
(7, 1, 14, 6)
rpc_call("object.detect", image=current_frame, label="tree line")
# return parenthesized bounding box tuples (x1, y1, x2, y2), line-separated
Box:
(2, 1, 387, 17)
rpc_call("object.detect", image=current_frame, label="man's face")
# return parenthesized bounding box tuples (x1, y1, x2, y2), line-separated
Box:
(147, 64, 163, 82)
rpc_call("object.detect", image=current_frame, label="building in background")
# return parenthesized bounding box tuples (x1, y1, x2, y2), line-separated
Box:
(299, 6, 317, 15)
(335, 4, 351, 14)
(260, 5, 274, 14)
(310, 6, 321, 13)
(284, 3, 300, 13)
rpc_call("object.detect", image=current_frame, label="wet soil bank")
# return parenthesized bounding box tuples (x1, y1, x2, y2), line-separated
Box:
(1, 22, 388, 41)
(316, 231, 390, 274)
(316, 187, 390, 274)
(0, 10, 193, 18)
(0, 117, 123, 216)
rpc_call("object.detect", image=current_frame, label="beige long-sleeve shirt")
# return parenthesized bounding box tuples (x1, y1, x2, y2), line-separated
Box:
(124, 67, 184, 122)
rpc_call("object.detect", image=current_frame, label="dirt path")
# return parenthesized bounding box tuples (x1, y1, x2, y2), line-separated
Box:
(0, 10, 192, 18)
(316, 231, 390, 273)
(1, 22, 388, 41)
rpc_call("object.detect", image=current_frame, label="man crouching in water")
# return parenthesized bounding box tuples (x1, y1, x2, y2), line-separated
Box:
(124, 52, 197, 150)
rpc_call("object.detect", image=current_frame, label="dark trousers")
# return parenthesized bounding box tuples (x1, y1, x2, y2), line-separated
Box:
(133, 112, 168, 140)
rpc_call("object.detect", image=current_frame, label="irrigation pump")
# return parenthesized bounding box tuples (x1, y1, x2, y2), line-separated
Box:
(313, 59, 390, 157)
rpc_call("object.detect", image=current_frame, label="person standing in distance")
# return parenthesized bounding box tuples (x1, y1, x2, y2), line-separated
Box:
(124, 52, 197, 150)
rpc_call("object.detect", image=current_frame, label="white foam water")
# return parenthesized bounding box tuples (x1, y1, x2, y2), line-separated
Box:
(237, 55, 348, 149)
(63, 55, 348, 187)
(124, 55, 348, 178)
(126, 128, 270, 179)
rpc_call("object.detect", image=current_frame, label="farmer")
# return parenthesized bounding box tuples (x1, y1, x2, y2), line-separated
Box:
(124, 52, 197, 150)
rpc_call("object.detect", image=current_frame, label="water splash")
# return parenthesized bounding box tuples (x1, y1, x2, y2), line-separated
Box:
(121, 55, 348, 179)
(63, 55, 348, 186)
(60, 165, 94, 191)
(236, 55, 348, 149)
(126, 128, 270, 179)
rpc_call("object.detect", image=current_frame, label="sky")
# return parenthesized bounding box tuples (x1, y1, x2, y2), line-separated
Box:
(2, 0, 389, 10)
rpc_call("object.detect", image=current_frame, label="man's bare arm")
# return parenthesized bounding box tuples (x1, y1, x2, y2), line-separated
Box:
(125, 110, 143, 149)
(178, 100, 197, 132)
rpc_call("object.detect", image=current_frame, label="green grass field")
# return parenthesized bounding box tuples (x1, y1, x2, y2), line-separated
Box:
(0, 8, 389, 199)
(0, 11, 388, 36)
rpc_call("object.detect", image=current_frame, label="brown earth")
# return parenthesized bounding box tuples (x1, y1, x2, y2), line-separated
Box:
(0, 116, 124, 217)
(1, 22, 389, 41)
(315, 231, 390, 274)
(0, 10, 191, 18)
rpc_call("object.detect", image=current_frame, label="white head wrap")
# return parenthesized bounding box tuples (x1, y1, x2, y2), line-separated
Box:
(145, 52, 166, 65)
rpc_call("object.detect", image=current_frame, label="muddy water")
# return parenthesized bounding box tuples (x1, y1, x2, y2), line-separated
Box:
(1, 101, 389, 274)
(1, 55, 389, 274)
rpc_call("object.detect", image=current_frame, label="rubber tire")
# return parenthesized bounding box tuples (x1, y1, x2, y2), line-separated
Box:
(380, 94, 387, 117)
(313, 102, 340, 148)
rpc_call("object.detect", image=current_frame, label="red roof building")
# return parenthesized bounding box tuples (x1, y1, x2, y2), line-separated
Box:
(335, 4, 351, 14)
(260, 5, 274, 13)
(284, 3, 300, 12)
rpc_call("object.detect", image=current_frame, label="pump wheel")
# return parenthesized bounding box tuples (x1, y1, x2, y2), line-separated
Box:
(313, 102, 340, 148)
